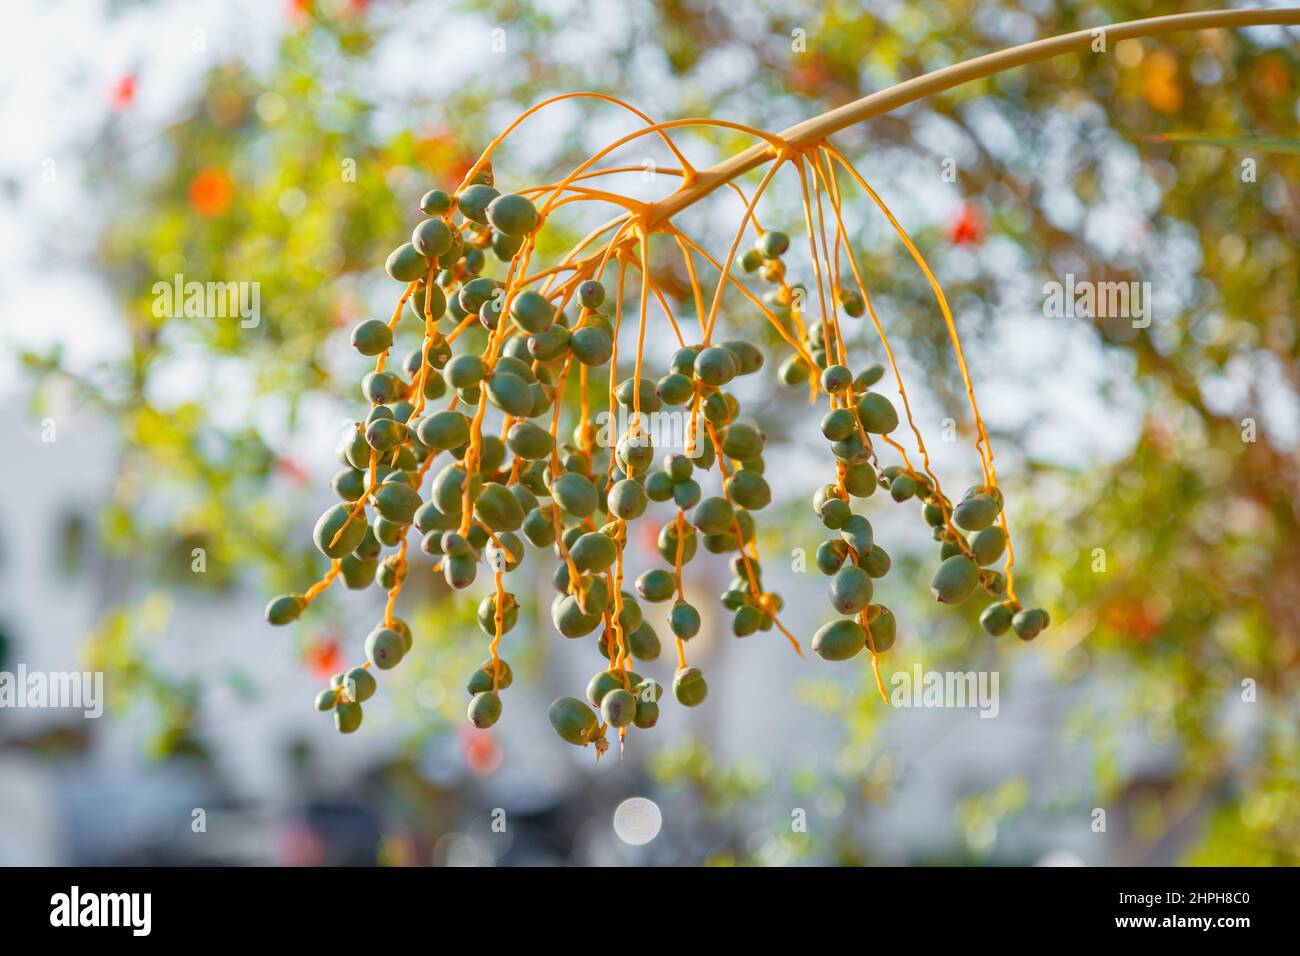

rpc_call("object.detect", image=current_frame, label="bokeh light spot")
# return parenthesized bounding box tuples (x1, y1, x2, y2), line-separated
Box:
(613, 797, 662, 846)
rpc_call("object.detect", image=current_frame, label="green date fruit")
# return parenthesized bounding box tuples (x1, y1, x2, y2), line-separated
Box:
(930, 555, 980, 605)
(548, 697, 600, 745)
(672, 666, 708, 707)
(812, 619, 866, 661)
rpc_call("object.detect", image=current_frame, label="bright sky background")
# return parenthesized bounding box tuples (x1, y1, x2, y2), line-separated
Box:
(0, 1, 285, 389)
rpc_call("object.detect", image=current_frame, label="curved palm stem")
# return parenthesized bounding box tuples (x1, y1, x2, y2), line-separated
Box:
(645, 7, 1300, 225)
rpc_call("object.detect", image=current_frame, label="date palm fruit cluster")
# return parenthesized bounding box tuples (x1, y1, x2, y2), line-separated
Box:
(739, 229, 1052, 663)
(264, 121, 1048, 753)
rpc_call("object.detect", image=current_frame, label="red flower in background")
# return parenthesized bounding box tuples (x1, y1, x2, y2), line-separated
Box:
(1102, 600, 1162, 643)
(459, 725, 502, 776)
(275, 820, 326, 866)
(275, 457, 311, 486)
(947, 203, 984, 246)
(188, 167, 234, 217)
(305, 637, 343, 679)
(788, 57, 834, 96)
(637, 518, 662, 555)
(413, 124, 476, 191)
(109, 74, 135, 111)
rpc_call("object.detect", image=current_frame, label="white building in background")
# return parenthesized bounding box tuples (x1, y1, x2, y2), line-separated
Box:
(0, 395, 374, 864)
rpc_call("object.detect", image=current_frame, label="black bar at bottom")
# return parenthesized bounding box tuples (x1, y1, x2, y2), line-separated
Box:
(0, 865, 1291, 940)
